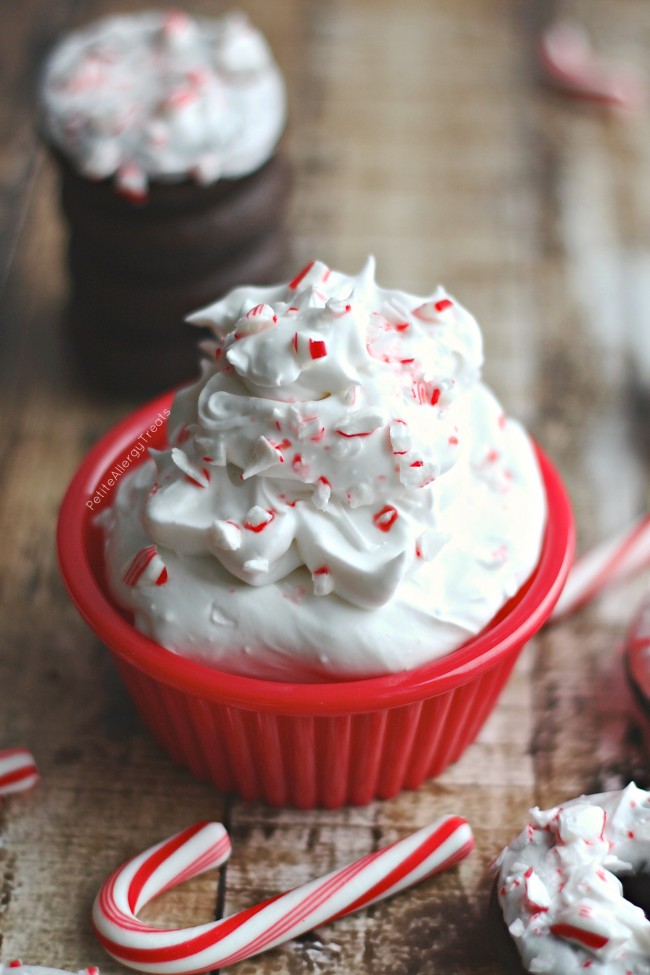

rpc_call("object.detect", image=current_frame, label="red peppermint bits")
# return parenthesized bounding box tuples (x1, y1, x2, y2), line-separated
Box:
(245, 303, 278, 323)
(292, 454, 310, 477)
(273, 438, 292, 452)
(412, 381, 441, 406)
(288, 260, 316, 290)
(117, 162, 147, 203)
(166, 87, 198, 111)
(309, 338, 328, 359)
(123, 546, 157, 585)
(549, 924, 608, 952)
(123, 547, 168, 587)
(244, 509, 275, 532)
(184, 468, 210, 488)
(434, 298, 453, 313)
(186, 67, 209, 87)
(335, 428, 371, 438)
(164, 9, 191, 33)
(373, 505, 399, 532)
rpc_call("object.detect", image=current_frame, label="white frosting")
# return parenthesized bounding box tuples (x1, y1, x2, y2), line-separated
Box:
(40, 10, 286, 197)
(101, 258, 546, 681)
(496, 783, 650, 974)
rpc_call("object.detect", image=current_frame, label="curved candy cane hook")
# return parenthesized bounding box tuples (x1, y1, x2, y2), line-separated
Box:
(93, 815, 473, 974)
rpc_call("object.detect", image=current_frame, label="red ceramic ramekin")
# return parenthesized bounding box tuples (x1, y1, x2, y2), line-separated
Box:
(57, 392, 574, 809)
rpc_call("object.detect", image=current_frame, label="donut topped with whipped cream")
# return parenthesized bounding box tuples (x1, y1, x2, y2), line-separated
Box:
(39, 9, 286, 197)
(101, 258, 546, 680)
(496, 783, 650, 974)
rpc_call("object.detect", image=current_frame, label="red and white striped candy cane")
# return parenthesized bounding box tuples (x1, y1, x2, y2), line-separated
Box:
(93, 816, 473, 974)
(538, 21, 645, 112)
(0, 748, 39, 797)
(550, 513, 650, 622)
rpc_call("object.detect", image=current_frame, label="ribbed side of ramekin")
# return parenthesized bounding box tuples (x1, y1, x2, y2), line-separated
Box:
(112, 649, 519, 809)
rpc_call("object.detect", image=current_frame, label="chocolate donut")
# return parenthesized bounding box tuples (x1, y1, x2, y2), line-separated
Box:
(59, 153, 292, 279)
(39, 10, 291, 395)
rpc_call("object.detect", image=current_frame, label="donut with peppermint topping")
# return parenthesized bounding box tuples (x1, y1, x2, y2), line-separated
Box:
(494, 783, 650, 974)
(38, 10, 291, 395)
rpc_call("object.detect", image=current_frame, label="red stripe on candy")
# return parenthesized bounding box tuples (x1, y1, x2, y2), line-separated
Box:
(550, 923, 608, 951)
(288, 261, 316, 290)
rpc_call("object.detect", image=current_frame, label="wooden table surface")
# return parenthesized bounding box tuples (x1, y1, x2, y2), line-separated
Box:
(2, 1, 650, 972)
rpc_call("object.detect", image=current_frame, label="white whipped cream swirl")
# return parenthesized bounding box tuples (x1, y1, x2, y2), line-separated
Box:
(102, 258, 546, 680)
(40, 10, 286, 197)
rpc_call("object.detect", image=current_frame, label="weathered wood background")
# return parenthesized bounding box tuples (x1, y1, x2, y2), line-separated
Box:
(2, 1, 650, 972)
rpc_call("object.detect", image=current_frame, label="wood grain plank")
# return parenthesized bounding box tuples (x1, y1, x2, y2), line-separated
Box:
(2, 1, 650, 974)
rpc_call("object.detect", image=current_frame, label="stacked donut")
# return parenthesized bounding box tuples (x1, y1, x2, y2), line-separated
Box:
(40, 10, 291, 395)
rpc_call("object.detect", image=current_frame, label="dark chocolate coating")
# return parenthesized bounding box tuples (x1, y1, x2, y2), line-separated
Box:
(60, 155, 292, 278)
(48, 145, 293, 395)
(68, 225, 291, 335)
(66, 230, 292, 395)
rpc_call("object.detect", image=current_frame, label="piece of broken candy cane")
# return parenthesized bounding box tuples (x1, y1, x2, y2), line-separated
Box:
(550, 902, 631, 957)
(115, 161, 148, 202)
(122, 546, 168, 588)
(0, 747, 39, 797)
(538, 21, 646, 113)
(549, 512, 650, 622)
(93, 815, 473, 974)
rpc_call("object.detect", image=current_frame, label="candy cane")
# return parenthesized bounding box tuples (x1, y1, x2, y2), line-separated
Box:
(538, 20, 645, 112)
(0, 748, 39, 797)
(550, 513, 650, 622)
(93, 816, 473, 974)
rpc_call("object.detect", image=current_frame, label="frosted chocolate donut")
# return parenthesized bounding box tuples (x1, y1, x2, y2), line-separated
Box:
(38, 9, 291, 395)
(495, 783, 650, 974)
